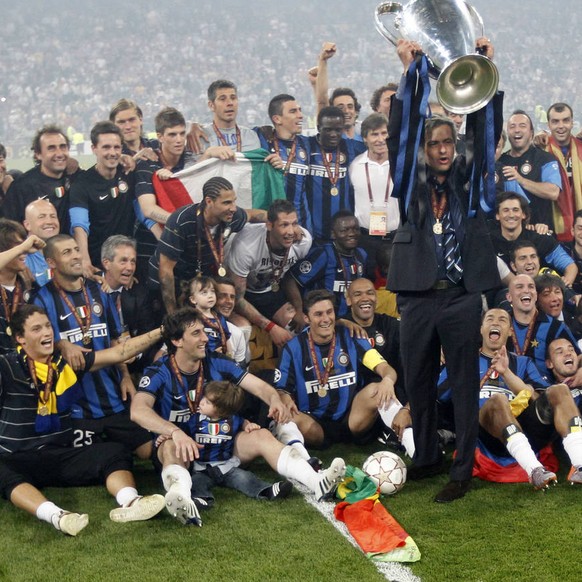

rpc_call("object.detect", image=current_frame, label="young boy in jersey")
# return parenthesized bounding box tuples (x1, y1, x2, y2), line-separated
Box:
(186, 380, 292, 510)
(180, 276, 233, 358)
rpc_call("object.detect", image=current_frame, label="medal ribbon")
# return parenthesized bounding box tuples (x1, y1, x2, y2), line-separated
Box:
(53, 281, 93, 342)
(320, 144, 340, 187)
(508, 310, 538, 356)
(168, 354, 204, 413)
(273, 137, 297, 175)
(200, 312, 228, 353)
(203, 220, 225, 276)
(266, 232, 291, 288)
(307, 331, 337, 394)
(0, 279, 23, 326)
(212, 122, 241, 152)
(431, 187, 448, 225)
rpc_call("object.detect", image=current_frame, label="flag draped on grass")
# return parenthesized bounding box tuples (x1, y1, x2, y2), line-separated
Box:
(152, 148, 286, 212)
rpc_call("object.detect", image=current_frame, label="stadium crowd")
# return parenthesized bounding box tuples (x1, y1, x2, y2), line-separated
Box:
(0, 0, 582, 536)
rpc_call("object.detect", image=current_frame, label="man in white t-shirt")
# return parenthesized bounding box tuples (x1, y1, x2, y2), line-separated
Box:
(225, 199, 312, 348)
(200, 79, 261, 154)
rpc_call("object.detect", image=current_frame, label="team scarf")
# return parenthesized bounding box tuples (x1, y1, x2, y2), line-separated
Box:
(17, 347, 80, 433)
(546, 135, 582, 241)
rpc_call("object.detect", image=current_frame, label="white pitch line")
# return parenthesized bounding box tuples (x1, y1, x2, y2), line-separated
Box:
(294, 482, 421, 582)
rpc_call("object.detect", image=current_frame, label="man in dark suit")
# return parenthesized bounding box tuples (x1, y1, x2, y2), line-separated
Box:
(101, 235, 162, 374)
(387, 39, 502, 502)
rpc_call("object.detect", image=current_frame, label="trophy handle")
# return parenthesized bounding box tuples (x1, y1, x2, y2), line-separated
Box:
(374, 2, 403, 47)
(463, 1, 485, 40)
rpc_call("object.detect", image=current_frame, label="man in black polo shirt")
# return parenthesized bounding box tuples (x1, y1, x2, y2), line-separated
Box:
(149, 176, 264, 313)
(0, 125, 78, 233)
(69, 121, 137, 279)
(498, 110, 562, 230)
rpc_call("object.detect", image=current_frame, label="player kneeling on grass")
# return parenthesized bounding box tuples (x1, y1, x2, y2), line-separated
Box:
(0, 305, 166, 537)
(130, 308, 346, 527)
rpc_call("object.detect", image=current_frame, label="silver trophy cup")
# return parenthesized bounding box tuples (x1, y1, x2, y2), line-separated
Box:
(375, 0, 499, 114)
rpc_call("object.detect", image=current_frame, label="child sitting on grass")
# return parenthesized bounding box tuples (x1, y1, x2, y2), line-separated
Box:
(190, 380, 293, 509)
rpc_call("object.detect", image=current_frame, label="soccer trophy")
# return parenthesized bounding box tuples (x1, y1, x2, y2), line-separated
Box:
(374, 0, 498, 114)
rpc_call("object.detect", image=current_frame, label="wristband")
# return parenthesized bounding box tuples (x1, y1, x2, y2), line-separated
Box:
(265, 321, 276, 332)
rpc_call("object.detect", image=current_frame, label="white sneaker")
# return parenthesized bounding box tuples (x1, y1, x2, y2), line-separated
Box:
(165, 484, 202, 526)
(109, 494, 166, 523)
(58, 512, 89, 536)
(316, 457, 346, 501)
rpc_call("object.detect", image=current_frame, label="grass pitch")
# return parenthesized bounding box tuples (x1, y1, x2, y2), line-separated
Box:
(0, 442, 578, 582)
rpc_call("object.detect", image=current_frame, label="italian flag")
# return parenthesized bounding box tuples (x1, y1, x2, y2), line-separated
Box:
(152, 148, 286, 213)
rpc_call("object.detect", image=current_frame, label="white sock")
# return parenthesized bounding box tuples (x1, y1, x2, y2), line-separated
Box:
(562, 431, 582, 468)
(378, 399, 402, 429)
(271, 422, 310, 460)
(505, 431, 542, 477)
(276, 445, 318, 492)
(116, 486, 139, 507)
(401, 427, 416, 458)
(161, 464, 192, 492)
(36, 501, 64, 529)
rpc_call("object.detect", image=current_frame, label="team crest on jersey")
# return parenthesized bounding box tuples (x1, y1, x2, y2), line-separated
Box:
(54, 186, 65, 198)
(23, 290, 31, 303)
(92, 302, 103, 316)
(339, 152, 346, 164)
(299, 260, 312, 274)
(223, 227, 232, 240)
(375, 332, 385, 347)
(273, 368, 282, 383)
(490, 370, 499, 380)
(208, 423, 220, 436)
(297, 148, 307, 161)
(337, 351, 350, 367)
(139, 376, 151, 388)
(521, 163, 532, 175)
(221, 422, 230, 434)
(118, 180, 128, 194)
(110, 187, 119, 199)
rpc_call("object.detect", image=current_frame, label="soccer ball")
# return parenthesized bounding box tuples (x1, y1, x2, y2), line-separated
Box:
(363, 451, 407, 495)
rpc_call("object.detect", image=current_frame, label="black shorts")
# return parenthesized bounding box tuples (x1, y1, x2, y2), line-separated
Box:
(309, 413, 353, 449)
(72, 410, 151, 452)
(245, 289, 289, 321)
(0, 443, 132, 499)
(479, 397, 556, 458)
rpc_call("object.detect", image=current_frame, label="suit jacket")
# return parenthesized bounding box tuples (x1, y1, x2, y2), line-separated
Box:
(386, 89, 502, 294)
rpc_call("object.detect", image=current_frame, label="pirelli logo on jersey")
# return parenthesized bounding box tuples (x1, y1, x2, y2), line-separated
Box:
(169, 409, 191, 423)
(59, 323, 109, 344)
(304, 371, 356, 395)
(479, 385, 514, 401)
(333, 280, 349, 293)
(195, 433, 233, 445)
(308, 165, 348, 179)
(287, 162, 309, 176)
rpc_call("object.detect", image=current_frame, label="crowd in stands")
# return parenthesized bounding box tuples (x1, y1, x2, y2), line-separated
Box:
(0, 0, 582, 537)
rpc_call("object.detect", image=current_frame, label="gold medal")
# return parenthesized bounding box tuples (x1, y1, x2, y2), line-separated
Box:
(433, 221, 443, 235)
(318, 387, 328, 398)
(39, 405, 49, 416)
(82, 334, 92, 346)
(5, 326, 11, 337)
(271, 281, 280, 292)
(330, 187, 339, 196)
(218, 266, 227, 277)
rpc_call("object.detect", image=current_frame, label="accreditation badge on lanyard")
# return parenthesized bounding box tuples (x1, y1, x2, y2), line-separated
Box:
(365, 162, 391, 236)
(369, 206, 388, 236)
